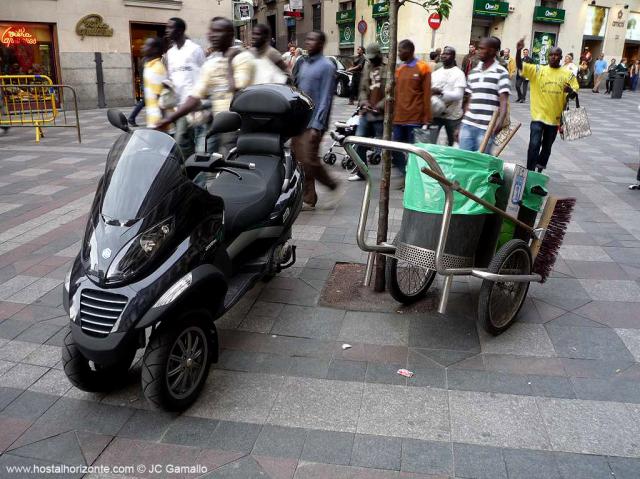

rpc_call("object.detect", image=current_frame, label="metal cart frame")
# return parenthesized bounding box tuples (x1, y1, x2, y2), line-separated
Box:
(343, 136, 544, 317)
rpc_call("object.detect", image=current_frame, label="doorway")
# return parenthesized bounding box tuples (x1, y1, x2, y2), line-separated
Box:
(129, 22, 166, 101)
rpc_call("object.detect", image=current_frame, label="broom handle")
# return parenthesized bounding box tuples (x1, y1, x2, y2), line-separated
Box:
(420, 166, 535, 234)
(479, 111, 498, 153)
(494, 122, 521, 157)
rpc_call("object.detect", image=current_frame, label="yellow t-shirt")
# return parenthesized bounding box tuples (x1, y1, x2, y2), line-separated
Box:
(521, 63, 580, 126)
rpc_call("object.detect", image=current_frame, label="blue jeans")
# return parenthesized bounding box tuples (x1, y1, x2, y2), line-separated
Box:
(392, 124, 421, 173)
(459, 123, 493, 155)
(354, 116, 383, 176)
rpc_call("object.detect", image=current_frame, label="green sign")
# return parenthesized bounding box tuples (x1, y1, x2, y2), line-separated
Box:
(336, 9, 355, 24)
(473, 0, 509, 18)
(339, 24, 355, 46)
(372, 1, 389, 18)
(376, 19, 390, 52)
(531, 31, 556, 65)
(533, 6, 565, 24)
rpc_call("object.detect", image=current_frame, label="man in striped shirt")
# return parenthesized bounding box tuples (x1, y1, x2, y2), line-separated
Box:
(459, 37, 510, 154)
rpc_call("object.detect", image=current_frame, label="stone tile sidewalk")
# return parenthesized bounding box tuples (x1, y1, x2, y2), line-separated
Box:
(0, 92, 640, 478)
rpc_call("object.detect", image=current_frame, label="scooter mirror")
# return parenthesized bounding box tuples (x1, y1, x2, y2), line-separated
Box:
(107, 109, 130, 132)
(207, 111, 241, 139)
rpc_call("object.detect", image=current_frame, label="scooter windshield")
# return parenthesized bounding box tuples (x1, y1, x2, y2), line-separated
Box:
(101, 129, 185, 222)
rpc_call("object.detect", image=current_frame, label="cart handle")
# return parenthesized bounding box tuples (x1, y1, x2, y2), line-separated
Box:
(341, 135, 457, 274)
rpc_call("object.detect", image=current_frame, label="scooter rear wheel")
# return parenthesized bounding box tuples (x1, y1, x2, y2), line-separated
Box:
(62, 328, 136, 392)
(141, 313, 214, 411)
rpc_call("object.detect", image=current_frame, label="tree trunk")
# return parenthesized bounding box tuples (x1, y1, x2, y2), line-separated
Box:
(373, 0, 400, 292)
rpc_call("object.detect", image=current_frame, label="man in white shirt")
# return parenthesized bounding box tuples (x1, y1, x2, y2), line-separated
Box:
(165, 17, 206, 157)
(430, 46, 466, 146)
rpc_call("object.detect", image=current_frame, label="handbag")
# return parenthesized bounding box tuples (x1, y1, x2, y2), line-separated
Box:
(561, 94, 591, 141)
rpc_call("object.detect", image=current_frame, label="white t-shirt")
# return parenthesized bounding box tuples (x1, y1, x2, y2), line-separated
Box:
(431, 66, 466, 120)
(166, 39, 206, 105)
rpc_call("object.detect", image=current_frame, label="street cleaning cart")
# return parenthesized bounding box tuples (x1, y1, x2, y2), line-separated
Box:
(341, 137, 573, 335)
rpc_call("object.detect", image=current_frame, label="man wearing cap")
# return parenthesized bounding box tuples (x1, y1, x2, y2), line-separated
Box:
(348, 43, 387, 181)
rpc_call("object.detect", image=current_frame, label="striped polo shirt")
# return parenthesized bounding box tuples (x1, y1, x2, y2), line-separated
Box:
(462, 60, 510, 130)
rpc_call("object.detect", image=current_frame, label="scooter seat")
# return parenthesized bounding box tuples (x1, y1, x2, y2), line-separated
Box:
(202, 155, 283, 239)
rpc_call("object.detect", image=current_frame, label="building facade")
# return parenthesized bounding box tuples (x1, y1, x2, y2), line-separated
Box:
(1, 0, 226, 109)
(325, 0, 640, 64)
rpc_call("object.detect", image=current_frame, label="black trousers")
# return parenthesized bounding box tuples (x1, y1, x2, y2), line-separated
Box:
(516, 76, 529, 101)
(527, 121, 558, 171)
(432, 117, 461, 146)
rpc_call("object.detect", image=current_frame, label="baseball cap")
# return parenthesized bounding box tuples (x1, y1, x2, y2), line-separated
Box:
(365, 43, 381, 60)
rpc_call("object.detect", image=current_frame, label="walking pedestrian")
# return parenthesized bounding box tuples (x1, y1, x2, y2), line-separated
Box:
(165, 17, 206, 157)
(592, 53, 608, 93)
(515, 48, 532, 103)
(431, 46, 465, 146)
(392, 39, 432, 179)
(631, 60, 640, 91)
(605, 59, 617, 94)
(251, 24, 288, 84)
(291, 31, 340, 210)
(516, 37, 579, 172)
(349, 43, 386, 182)
(462, 43, 478, 77)
(154, 17, 254, 156)
(140, 37, 168, 129)
(459, 36, 510, 154)
(348, 46, 366, 105)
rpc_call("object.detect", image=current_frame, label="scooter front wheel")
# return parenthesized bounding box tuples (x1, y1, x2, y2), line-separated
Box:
(62, 328, 136, 392)
(141, 313, 214, 411)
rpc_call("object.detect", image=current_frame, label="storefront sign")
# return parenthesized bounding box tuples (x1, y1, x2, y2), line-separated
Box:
(532, 31, 556, 65)
(1, 26, 37, 46)
(290, 0, 303, 9)
(376, 19, 390, 51)
(626, 12, 640, 41)
(76, 14, 113, 40)
(533, 6, 565, 24)
(336, 9, 356, 24)
(233, 1, 254, 22)
(612, 9, 626, 28)
(583, 5, 608, 37)
(339, 24, 355, 46)
(473, 0, 509, 18)
(372, 1, 389, 18)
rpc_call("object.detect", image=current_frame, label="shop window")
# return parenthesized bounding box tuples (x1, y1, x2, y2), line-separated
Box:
(0, 23, 57, 82)
(313, 3, 322, 31)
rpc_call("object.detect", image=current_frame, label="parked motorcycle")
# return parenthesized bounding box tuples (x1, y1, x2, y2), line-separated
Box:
(62, 84, 311, 410)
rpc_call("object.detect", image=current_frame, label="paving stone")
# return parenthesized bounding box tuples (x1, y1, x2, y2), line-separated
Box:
(572, 301, 640, 328)
(365, 362, 407, 386)
(545, 312, 606, 328)
(565, 261, 630, 280)
(502, 448, 561, 479)
(202, 455, 269, 478)
(615, 328, 640, 362)
(268, 376, 362, 432)
(0, 387, 23, 411)
(579, 279, 640, 302)
(400, 438, 452, 475)
(351, 434, 402, 471)
(571, 376, 640, 403)
(75, 430, 113, 465)
(545, 323, 635, 361)
(554, 452, 612, 479)
(481, 354, 566, 377)
(5, 278, 62, 304)
(559, 245, 612, 262)
(287, 357, 330, 379)
(409, 348, 477, 367)
(536, 397, 640, 457)
(0, 319, 32, 340)
(0, 416, 31, 453)
(252, 424, 307, 458)
(339, 311, 409, 346)
(9, 430, 86, 466)
(1, 390, 57, 420)
(0, 454, 82, 479)
(300, 429, 354, 466)
(327, 359, 367, 382)
(271, 306, 345, 340)
(358, 383, 450, 442)
(15, 322, 63, 344)
(117, 409, 178, 441)
(452, 443, 507, 479)
(22, 345, 61, 368)
(529, 278, 592, 310)
(607, 456, 640, 479)
(479, 323, 556, 357)
(1, 363, 48, 389)
(407, 313, 480, 352)
(527, 375, 576, 399)
(560, 358, 635, 379)
(28, 368, 71, 396)
(447, 369, 533, 396)
(215, 350, 291, 375)
(0, 340, 39, 362)
(205, 420, 262, 452)
(449, 390, 550, 450)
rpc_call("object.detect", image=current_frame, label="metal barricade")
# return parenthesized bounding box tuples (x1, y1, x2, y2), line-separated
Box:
(0, 75, 81, 143)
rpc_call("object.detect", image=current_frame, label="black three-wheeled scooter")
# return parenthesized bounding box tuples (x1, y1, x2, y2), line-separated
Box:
(62, 84, 311, 410)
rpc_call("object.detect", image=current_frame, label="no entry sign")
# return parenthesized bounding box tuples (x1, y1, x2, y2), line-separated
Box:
(428, 12, 441, 30)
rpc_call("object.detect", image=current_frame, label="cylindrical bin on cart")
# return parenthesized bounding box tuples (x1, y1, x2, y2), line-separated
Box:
(497, 170, 549, 249)
(397, 144, 504, 270)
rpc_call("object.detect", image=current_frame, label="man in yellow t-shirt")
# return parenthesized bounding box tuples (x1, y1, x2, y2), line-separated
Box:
(141, 37, 167, 129)
(516, 38, 579, 172)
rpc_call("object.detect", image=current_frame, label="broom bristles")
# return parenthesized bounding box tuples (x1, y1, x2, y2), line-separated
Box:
(532, 197, 576, 282)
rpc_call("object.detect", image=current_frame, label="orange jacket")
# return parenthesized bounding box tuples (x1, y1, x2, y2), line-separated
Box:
(393, 59, 432, 125)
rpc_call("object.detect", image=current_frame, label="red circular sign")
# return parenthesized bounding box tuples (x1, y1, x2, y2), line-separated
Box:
(428, 13, 441, 30)
(357, 19, 368, 35)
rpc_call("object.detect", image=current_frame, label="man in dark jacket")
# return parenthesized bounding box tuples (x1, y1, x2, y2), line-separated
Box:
(515, 48, 532, 103)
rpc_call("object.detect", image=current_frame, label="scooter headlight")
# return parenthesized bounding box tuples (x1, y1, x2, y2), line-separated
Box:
(106, 217, 174, 282)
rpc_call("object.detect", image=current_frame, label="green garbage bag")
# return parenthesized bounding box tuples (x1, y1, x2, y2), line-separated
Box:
(404, 144, 504, 215)
(521, 171, 549, 212)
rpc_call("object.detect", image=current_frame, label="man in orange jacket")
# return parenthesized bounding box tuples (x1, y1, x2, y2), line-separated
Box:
(392, 39, 432, 176)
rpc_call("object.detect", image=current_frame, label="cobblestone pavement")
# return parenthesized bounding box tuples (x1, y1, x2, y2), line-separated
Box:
(0, 91, 640, 478)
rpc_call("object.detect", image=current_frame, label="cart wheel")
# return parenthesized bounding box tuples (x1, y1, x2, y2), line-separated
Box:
(386, 257, 436, 304)
(369, 152, 382, 165)
(344, 158, 355, 170)
(477, 239, 532, 335)
(323, 153, 337, 165)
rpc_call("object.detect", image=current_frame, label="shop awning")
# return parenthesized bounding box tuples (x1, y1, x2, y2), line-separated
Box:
(473, 0, 509, 18)
(533, 6, 565, 24)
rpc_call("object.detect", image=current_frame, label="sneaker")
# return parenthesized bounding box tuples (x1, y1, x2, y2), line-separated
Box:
(348, 173, 364, 182)
(128, 119, 139, 127)
(629, 184, 640, 190)
(301, 202, 315, 211)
